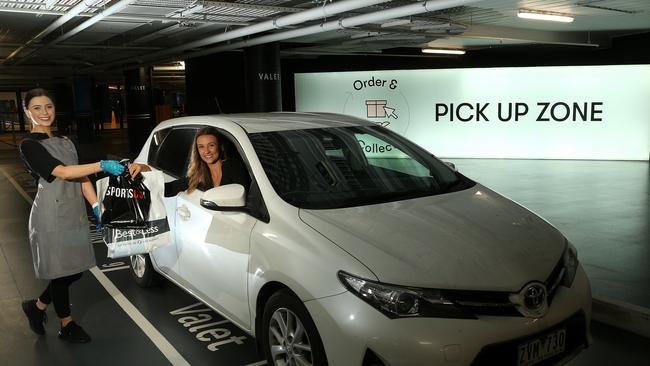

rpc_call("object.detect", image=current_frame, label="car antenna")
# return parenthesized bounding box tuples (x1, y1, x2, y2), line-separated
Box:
(214, 97, 223, 114)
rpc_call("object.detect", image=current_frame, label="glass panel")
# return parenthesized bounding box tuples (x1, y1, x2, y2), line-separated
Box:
(250, 126, 475, 209)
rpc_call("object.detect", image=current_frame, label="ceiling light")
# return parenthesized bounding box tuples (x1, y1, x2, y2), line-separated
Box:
(421, 48, 466, 55)
(381, 18, 411, 28)
(517, 10, 574, 23)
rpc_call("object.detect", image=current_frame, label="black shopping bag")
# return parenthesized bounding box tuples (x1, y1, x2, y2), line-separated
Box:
(100, 169, 151, 228)
(97, 170, 172, 258)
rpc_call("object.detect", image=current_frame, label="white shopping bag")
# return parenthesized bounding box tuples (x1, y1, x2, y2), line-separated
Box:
(96, 170, 173, 258)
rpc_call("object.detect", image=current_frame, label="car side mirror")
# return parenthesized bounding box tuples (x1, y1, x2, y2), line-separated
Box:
(200, 184, 246, 211)
(444, 161, 458, 172)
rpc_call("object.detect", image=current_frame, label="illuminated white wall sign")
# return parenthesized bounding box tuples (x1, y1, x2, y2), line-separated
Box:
(295, 65, 650, 160)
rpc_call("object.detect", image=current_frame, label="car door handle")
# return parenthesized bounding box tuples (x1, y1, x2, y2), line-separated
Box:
(177, 205, 191, 221)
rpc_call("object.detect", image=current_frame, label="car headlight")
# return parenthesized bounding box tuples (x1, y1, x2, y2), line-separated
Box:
(561, 241, 579, 287)
(337, 271, 476, 319)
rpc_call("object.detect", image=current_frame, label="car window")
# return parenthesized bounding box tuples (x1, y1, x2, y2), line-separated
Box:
(249, 126, 475, 209)
(150, 127, 197, 178)
(147, 128, 171, 164)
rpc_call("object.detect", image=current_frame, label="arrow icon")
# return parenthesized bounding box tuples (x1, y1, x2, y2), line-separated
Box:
(383, 106, 398, 119)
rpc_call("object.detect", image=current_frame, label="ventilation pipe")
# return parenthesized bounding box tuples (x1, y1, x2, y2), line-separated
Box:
(184, 0, 482, 60)
(15, 0, 135, 66)
(4, 0, 100, 64)
(88, 0, 391, 71)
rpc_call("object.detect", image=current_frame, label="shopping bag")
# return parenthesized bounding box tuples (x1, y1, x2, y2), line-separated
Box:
(97, 170, 172, 258)
(100, 169, 150, 228)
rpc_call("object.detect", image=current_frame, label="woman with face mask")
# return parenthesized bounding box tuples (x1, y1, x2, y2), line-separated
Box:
(18, 88, 125, 343)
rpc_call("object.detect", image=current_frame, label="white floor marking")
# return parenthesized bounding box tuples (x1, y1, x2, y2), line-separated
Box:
(4, 167, 190, 366)
(101, 265, 131, 272)
(243, 361, 267, 366)
(90, 267, 191, 366)
(0, 167, 33, 204)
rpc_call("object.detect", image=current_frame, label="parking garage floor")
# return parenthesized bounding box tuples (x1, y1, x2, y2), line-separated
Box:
(0, 129, 648, 365)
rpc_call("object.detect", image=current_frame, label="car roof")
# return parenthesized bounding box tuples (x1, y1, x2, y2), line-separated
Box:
(155, 112, 374, 133)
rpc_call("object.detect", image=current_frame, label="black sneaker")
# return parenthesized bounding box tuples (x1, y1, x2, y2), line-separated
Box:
(58, 321, 91, 343)
(21, 299, 47, 335)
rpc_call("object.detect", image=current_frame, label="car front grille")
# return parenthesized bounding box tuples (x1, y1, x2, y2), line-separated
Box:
(445, 257, 567, 318)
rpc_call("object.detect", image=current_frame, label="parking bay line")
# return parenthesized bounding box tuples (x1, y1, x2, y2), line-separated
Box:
(244, 361, 267, 366)
(2, 167, 190, 366)
(101, 265, 131, 272)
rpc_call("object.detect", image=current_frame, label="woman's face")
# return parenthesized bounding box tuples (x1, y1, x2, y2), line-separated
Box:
(196, 134, 220, 165)
(26, 96, 56, 126)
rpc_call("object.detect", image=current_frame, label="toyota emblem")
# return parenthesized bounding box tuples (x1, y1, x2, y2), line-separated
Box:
(524, 283, 547, 310)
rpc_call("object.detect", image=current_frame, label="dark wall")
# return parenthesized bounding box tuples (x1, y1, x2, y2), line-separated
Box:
(185, 51, 247, 115)
(281, 31, 650, 111)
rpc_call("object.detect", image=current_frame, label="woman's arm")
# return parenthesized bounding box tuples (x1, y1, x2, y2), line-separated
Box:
(128, 163, 186, 197)
(52, 162, 102, 181)
(80, 177, 98, 205)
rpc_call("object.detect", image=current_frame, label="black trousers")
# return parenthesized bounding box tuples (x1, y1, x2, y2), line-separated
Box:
(39, 272, 83, 318)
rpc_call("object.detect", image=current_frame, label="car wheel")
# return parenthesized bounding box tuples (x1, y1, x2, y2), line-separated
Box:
(262, 289, 328, 366)
(129, 254, 159, 287)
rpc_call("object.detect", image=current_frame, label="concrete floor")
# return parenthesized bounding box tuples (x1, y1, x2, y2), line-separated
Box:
(0, 130, 648, 365)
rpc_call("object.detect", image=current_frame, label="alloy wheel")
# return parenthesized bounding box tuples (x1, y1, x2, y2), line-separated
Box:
(269, 307, 313, 366)
(130, 254, 147, 278)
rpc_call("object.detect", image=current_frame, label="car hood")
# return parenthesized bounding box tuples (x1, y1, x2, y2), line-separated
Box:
(299, 185, 565, 292)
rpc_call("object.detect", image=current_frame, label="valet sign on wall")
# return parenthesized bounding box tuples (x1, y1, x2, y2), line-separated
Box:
(295, 65, 650, 160)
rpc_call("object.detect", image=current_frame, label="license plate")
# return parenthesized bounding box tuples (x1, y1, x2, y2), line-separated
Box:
(517, 328, 566, 366)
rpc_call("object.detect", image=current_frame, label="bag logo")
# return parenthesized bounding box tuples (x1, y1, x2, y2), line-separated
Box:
(105, 186, 147, 200)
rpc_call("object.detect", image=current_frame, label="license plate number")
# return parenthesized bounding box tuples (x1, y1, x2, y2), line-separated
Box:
(518, 328, 566, 366)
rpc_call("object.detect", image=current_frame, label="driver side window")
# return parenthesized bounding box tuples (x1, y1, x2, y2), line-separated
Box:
(149, 127, 197, 178)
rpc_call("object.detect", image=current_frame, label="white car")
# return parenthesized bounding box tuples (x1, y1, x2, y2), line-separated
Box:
(130, 112, 592, 366)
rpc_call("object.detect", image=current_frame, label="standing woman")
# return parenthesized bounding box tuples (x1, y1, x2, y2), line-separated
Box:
(18, 88, 125, 343)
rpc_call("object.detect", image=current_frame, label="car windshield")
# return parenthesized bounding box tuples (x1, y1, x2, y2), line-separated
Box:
(249, 125, 475, 209)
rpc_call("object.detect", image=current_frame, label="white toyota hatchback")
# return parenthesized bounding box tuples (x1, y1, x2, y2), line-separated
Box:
(131, 112, 591, 366)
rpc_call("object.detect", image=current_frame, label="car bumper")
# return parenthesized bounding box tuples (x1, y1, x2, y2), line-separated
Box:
(304, 266, 592, 366)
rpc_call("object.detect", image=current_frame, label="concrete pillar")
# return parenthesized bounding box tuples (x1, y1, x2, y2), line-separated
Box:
(72, 77, 95, 143)
(124, 67, 154, 153)
(244, 43, 282, 112)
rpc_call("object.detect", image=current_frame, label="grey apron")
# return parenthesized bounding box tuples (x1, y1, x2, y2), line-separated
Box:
(28, 136, 95, 279)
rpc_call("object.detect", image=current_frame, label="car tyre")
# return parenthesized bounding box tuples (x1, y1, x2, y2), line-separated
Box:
(262, 289, 328, 366)
(129, 254, 160, 287)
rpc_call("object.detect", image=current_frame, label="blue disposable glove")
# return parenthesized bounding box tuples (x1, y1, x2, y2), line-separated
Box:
(92, 204, 101, 232)
(100, 160, 125, 176)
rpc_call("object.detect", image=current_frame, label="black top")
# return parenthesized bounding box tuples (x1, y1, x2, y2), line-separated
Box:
(18, 133, 72, 183)
(164, 157, 251, 197)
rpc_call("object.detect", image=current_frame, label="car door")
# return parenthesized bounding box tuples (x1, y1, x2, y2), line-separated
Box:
(146, 127, 197, 277)
(174, 135, 257, 329)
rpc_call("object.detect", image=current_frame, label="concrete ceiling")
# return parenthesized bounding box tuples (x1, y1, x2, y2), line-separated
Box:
(0, 0, 648, 87)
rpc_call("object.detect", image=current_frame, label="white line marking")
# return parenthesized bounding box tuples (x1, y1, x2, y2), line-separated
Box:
(0, 167, 33, 204)
(6, 167, 190, 366)
(101, 265, 130, 272)
(243, 361, 267, 366)
(91, 267, 190, 366)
